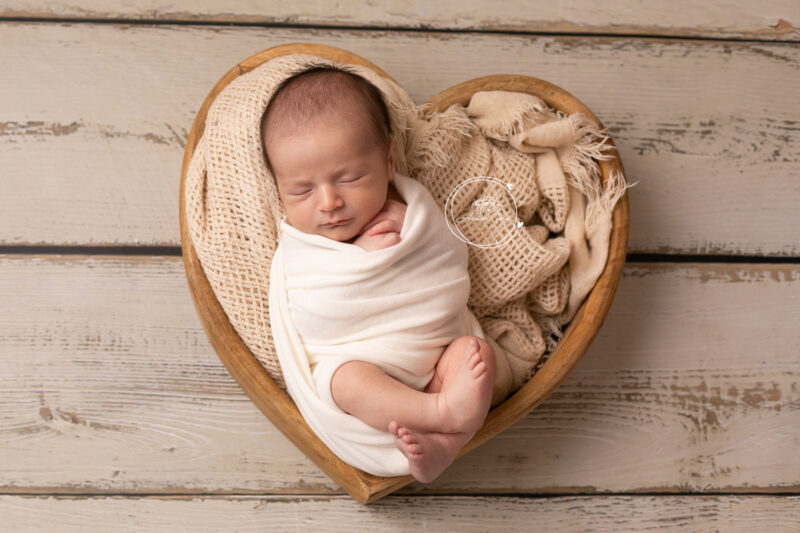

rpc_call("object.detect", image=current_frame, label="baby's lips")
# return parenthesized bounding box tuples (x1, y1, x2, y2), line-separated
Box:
(322, 218, 351, 228)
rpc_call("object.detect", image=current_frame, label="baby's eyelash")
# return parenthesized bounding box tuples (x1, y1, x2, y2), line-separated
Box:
(288, 174, 364, 195)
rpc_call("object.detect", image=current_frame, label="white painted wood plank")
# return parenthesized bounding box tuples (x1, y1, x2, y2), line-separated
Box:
(1, 24, 798, 254)
(0, 255, 332, 493)
(427, 263, 800, 492)
(0, 257, 797, 493)
(2, 495, 800, 532)
(1, 0, 798, 40)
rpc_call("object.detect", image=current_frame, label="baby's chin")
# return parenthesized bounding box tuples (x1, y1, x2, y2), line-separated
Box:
(317, 221, 361, 243)
(326, 229, 360, 244)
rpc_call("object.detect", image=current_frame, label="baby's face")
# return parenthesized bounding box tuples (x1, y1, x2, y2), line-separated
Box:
(267, 113, 394, 243)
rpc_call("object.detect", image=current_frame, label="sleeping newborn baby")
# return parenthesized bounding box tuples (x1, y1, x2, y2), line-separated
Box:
(263, 64, 495, 483)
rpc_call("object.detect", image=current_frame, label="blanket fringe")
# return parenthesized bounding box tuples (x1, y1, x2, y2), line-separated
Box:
(408, 103, 475, 169)
(473, 93, 558, 140)
(585, 170, 635, 238)
(560, 113, 615, 199)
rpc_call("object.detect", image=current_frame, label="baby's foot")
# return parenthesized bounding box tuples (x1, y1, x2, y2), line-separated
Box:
(389, 421, 471, 484)
(436, 339, 492, 434)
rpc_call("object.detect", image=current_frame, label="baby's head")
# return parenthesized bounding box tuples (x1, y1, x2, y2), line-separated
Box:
(261, 63, 395, 242)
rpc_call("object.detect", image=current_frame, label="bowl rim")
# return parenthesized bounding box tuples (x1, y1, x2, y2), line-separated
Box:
(179, 42, 629, 504)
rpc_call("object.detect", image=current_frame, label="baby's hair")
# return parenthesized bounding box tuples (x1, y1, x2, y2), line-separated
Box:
(260, 62, 393, 176)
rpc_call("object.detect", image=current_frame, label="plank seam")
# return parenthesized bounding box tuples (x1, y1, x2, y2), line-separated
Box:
(0, 17, 797, 44)
(1, 246, 799, 264)
(1, 491, 799, 498)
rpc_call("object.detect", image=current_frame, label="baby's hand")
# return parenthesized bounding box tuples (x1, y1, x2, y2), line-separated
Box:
(361, 198, 406, 237)
(353, 231, 401, 251)
(353, 199, 407, 251)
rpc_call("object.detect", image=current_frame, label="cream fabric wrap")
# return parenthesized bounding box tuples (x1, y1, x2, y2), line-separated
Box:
(269, 172, 488, 477)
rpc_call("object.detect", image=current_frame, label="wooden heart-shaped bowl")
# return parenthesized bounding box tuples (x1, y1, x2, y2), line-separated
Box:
(179, 43, 629, 503)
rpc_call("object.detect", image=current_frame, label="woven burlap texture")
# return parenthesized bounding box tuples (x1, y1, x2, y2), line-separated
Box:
(184, 53, 623, 395)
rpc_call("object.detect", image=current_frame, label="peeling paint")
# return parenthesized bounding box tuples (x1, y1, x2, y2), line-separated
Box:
(621, 264, 800, 284)
(691, 265, 799, 284)
(37, 406, 127, 433)
(545, 370, 796, 445)
(97, 123, 186, 147)
(613, 111, 800, 161)
(0, 120, 82, 137)
(0, 120, 186, 147)
(742, 382, 782, 406)
(631, 242, 800, 257)
(748, 44, 800, 67)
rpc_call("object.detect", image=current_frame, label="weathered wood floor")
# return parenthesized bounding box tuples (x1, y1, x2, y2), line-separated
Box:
(1, 2, 798, 531)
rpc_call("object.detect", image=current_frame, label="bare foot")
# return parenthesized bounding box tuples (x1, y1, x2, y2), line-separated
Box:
(389, 421, 472, 483)
(436, 338, 492, 434)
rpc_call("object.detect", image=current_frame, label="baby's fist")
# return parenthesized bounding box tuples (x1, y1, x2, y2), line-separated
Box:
(353, 231, 401, 251)
(361, 199, 406, 237)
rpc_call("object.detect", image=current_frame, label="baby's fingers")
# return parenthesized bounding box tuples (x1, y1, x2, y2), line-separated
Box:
(367, 219, 396, 235)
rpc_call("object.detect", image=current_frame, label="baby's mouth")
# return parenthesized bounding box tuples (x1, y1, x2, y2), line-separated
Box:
(322, 218, 351, 228)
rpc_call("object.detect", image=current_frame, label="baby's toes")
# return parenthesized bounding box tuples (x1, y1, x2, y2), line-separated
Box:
(467, 338, 480, 354)
(467, 351, 483, 369)
(403, 435, 422, 451)
(402, 431, 419, 446)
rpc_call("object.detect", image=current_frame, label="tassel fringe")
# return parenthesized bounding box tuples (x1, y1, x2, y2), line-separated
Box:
(561, 113, 615, 199)
(585, 170, 636, 239)
(473, 96, 558, 139)
(409, 103, 475, 169)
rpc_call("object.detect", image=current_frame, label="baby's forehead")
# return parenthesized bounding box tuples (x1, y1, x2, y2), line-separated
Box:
(276, 87, 370, 125)
(266, 100, 378, 153)
(268, 70, 368, 120)
(277, 106, 373, 141)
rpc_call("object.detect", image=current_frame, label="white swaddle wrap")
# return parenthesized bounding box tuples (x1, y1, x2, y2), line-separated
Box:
(268, 172, 488, 476)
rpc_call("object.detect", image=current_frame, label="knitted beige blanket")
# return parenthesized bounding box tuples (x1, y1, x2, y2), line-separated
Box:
(184, 53, 627, 403)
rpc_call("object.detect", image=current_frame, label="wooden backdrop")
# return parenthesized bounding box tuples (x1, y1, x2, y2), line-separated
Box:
(1, 2, 798, 530)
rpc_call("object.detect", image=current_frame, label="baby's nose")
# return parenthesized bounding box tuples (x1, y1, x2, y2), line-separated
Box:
(318, 184, 343, 211)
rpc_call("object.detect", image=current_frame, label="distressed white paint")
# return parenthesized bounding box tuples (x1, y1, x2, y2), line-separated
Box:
(0, 257, 797, 493)
(0, 1, 797, 526)
(2, 495, 800, 532)
(0, 24, 798, 254)
(1, 0, 798, 39)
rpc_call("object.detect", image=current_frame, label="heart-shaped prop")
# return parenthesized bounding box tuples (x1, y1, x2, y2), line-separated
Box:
(179, 43, 629, 503)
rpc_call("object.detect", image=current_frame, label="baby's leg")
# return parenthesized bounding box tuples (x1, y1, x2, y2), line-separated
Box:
(330, 337, 493, 435)
(330, 360, 450, 433)
(389, 336, 495, 483)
